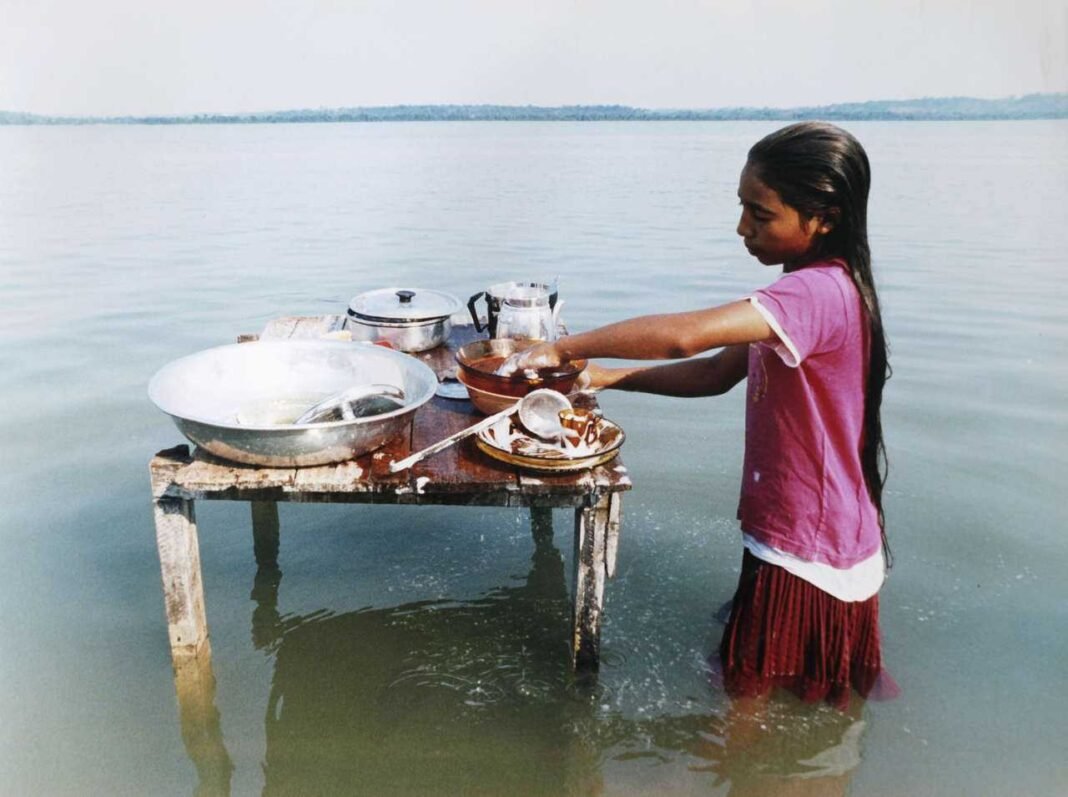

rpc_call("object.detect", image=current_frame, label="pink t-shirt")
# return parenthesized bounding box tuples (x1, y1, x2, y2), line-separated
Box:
(737, 262, 881, 568)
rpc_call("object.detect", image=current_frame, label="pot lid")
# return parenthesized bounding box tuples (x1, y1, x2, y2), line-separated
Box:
(348, 288, 462, 322)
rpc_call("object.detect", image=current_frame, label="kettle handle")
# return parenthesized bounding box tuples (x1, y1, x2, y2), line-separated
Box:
(467, 291, 487, 332)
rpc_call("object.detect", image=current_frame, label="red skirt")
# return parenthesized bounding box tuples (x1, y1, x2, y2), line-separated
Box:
(718, 549, 896, 710)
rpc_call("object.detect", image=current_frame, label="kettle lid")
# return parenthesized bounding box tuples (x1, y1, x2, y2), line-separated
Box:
(502, 285, 551, 308)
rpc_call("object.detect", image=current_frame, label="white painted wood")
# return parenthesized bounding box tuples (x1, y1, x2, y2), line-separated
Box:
(605, 492, 621, 580)
(260, 314, 345, 341)
(571, 494, 609, 671)
(152, 494, 208, 654)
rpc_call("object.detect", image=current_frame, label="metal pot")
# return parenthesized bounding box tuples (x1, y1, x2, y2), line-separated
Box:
(346, 288, 462, 352)
(148, 340, 438, 467)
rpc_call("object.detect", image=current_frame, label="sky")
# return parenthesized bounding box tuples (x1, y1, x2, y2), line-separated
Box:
(2, 0, 1065, 116)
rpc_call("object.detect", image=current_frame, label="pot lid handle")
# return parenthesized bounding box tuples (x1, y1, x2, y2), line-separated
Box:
(396, 290, 415, 304)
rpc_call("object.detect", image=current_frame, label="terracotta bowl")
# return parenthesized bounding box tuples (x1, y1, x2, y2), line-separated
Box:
(455, 370, 519, 415)
(455, 339, 586, 398)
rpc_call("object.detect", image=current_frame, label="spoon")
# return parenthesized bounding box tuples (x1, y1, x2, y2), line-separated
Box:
(293, 384, 406, 424)
(388, 388, 572, 474)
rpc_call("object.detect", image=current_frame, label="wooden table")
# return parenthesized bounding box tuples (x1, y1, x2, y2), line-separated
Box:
(150, 317, 631, 674)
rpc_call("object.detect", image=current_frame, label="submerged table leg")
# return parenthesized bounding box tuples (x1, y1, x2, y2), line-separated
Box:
(571, 494, 611, 673)
(173, 642, 233, 794)
(250, 501, 283, 652)
(151, 455, 209, 657)
(530, 505, 554, 548)
(251, 501, 280, 567)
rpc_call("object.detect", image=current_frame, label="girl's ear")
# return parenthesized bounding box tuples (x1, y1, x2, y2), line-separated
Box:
(818, 207, 841, 235)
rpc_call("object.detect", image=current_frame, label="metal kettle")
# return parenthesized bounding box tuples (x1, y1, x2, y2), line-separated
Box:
(494, 284, 556, 342)
(467, 279, 559, 338)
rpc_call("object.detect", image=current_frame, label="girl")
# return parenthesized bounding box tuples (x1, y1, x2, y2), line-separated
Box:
(504, 122, 893, 708)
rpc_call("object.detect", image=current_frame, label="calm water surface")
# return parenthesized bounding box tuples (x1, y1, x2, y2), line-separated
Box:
(0, 121, 1065, 796)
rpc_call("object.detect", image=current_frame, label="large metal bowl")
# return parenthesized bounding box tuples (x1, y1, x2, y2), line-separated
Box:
(148, 340, 438, 467)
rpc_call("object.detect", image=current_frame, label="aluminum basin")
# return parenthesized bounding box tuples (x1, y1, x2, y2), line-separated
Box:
(148, 340, 437, 467)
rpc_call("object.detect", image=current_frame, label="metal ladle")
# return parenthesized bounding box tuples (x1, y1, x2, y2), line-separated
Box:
(389, 388, 572, 474)
(516, 388, 572, 441)
(293, 384, 406, 424)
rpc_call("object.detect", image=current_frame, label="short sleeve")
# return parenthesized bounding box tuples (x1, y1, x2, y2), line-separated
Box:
(749, 268, 849, 367)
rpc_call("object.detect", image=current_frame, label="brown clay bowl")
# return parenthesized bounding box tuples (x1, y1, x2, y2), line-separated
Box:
(455, 339, 587, 398)
(454, 370, 520, 415)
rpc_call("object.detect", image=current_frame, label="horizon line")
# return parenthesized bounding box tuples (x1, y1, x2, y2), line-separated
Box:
(3, 92, 1065, 123)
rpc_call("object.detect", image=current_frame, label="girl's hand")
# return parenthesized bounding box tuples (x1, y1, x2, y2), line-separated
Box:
(495, 341, 562, 376)
(581, 362, 614, 391)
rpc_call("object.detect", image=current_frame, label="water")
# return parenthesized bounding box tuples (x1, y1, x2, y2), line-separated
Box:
(0, 120, 1065, 796)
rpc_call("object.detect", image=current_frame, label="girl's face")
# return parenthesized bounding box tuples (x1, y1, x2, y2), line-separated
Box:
(736, 163, 830, 270)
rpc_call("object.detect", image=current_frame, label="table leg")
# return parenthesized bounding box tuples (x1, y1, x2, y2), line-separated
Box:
(152, 491, 209, 656)
(605, 492, 622, 579)
(571, 494, 611, 672)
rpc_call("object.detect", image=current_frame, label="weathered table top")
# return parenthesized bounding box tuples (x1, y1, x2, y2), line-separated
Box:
(152, 316, 632, 507)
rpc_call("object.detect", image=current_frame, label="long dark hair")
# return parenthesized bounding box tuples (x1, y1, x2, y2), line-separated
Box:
(747, 122, 892, 566)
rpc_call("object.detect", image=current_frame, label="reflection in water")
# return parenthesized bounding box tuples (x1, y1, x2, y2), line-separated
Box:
(250, 564, 284, 654)
(173, 643, 234, 797)
(258, 525, 603, 797)
(595, 697, 864, 796)
(174, 513, 871, 796)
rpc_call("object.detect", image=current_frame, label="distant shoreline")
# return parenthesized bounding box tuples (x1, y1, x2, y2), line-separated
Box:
(2, 93, 1065, 125)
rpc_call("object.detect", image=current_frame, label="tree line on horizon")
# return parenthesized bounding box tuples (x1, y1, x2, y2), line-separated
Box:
(2, 94, 1065, 125)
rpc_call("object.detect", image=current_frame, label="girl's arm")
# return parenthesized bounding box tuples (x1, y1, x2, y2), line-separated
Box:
(555, 300, 773, 362)
(502, 300, 773, 375)
(587, 344, 749, 397)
